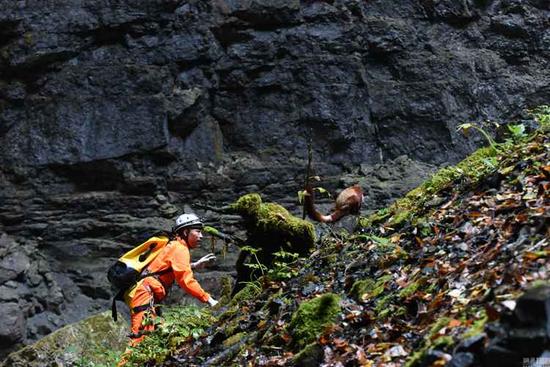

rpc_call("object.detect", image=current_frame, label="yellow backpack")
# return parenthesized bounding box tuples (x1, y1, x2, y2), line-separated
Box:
(107, 232, 171, 320)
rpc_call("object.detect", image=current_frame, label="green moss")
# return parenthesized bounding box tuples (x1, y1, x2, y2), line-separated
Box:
(289, 293, 341, 349)
(376, 274, 393, 284)
(434, 335, 454, 348)
(325, 254, 338, 263)
(203, 225, 220, 236)
(125, 306, 216, 366)
(223, 313, 244, 337)
(223, 332, 248, 348)
(359, 208, 391, 228)
(461, 311, 488, 339)
(373, 293, 394, 318)
(230, 281, 262, 306)
(399, 281, 420, 299)
(2, 311, 127, 367)
(350, 279, 376, 302)
(404, 317, 452, 367)
(230, 193, 316, 253)
(528, 280, 550, 289)
(350, 274, 393, 304)
(217, 275, 234, 307)
(23, 32, 33, 46)
(395, 307, 407, 317)
(428, 317, 451, 337)
(388, 210, 412, 227)
(360, 143, 502, 230)
(231, 193, 262, 215)
(218, 304, 239, 323)
(371, 284, 386, 298)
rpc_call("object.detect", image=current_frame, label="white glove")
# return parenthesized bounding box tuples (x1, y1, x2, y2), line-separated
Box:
(191, 253, 216, 270)
(207, 296, 218, 307)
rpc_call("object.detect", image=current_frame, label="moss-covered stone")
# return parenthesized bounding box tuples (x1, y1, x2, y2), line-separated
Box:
(230, 281, 262, 307)
(203, 225, 221, 237)
(373, 293, 394, 318)
(1, 311, 127, 367)
(289, 293, 341, 349)
(350, 279, 376, 302)
(231, 193, 262, 215)
(230, 193, 317, 294)
(223, 332, 248, 348)
(230, 193, 316, 253)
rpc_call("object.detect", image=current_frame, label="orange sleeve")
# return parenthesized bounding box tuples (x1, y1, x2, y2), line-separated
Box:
(170, 244, 210, 303)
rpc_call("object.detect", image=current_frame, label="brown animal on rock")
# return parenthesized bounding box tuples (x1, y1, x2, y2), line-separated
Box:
(304, 184, 363, 223)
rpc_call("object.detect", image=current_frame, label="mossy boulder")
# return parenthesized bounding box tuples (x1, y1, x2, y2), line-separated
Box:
(230, 193, 316, 294)
(230, 193, 316, 253)
(1, 311, 128, 367)
(289, 293, 341, 349)
(230, 281, 262, 307)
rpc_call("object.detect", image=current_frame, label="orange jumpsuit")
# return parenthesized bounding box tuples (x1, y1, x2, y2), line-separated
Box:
(125, 239, 210, 345)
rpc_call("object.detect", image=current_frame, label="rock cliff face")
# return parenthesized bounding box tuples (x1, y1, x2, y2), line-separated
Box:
(0, 0, 548, 357)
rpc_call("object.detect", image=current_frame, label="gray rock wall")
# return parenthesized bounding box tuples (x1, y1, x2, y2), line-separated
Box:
(0, 0, 548, 358)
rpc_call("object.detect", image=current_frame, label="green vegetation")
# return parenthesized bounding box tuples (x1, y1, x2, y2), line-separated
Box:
(360, 105, 550, 230)
(230, 193, 316, 252)
(289, 293, 341, 349)
(404, 317, 452, 367)
(229, 281, 263, 307)
(62, 105, 548, 367)
(457, 122, 498, 152)
(203, 225, 220, 236)
(398, 281, 420, 299)
(350, 279, 376, 302)
(125, 306, 216, 366)
(2, 311, 127, 367)
(531, 105, 550, 130)
(461, 310, 488, 339)
(241, 245, 268, 276)
(267, 250, 300, 280)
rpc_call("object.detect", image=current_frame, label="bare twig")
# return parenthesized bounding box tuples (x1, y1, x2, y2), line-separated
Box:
(302, 133, 313, 219)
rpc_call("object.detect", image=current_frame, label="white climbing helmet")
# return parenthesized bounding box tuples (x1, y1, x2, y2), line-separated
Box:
(173, 213, 204, 233)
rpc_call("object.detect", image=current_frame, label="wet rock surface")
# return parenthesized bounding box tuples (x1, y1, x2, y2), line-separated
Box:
(453, 285, 550, 367)
(0, 0, 548, 358)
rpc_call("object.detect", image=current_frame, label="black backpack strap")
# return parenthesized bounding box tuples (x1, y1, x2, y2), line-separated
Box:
(111, 289, 125, 321)
(138, 267, 172, 281)
(110, 268, 172, 321)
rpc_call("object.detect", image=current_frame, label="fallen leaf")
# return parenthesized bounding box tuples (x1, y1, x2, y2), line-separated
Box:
(333, 338, 348, 349)
(447, 319, 462, 328)
(484, 304, 500, 321)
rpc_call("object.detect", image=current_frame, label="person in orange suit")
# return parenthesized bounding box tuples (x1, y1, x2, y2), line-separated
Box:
(125, 213, 218, 346)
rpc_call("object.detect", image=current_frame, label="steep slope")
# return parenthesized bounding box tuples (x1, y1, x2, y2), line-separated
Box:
(119, 108, 549, 366)
(1, 0, 548, 353)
